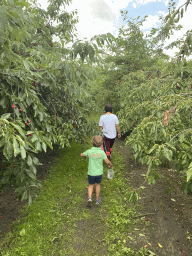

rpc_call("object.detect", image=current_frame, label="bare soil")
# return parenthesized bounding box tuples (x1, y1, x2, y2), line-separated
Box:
(115, 138, 192, 256)
(0, 145, 61, 241)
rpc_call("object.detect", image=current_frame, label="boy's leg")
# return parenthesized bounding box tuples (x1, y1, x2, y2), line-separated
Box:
(95, 183, 101, 201)
(109, 138, 115, 158)
(95, 175, 102, 201)
(103, 136, 111, 160)
(88, 184, 94, 198)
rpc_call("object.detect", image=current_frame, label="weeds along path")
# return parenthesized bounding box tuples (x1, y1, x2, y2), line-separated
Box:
(1, 112, 191, 255)
(115, 138, 192, 256)
(0, 136, 152, 256)
(0, 111, 157, 255)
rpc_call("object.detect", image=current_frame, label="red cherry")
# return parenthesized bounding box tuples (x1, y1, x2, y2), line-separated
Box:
(25, 122, 29, 125)
(31, 82, 34, 84)
(19, 109, 22, 112)
(12, 104, 15, 108)
(35, 84, 37, 87)
(28, 120, 31, 122)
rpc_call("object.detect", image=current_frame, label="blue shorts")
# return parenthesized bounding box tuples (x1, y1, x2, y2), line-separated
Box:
(88, 175, 102, 184)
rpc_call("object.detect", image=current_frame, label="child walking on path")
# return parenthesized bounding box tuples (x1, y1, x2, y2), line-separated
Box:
(80, 135, 113, 207)
(99, 104, 121, 160)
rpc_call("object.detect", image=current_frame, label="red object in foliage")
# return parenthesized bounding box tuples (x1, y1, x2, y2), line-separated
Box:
(31, 82, 34, 84)
(12, 104, 15, 108)
(25, 122, 29, 125)
(1, 216, 2, 218)
(28, 134, 33, 136)
(19, 109, 22, 112)
(74, 126, 78, 128)
(28, 120, 31, 122)
(35, 84, 37, 87)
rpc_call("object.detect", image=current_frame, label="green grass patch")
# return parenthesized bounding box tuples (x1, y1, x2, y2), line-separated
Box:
(0, 139, 92, 255)
(0, 112, 156, 256)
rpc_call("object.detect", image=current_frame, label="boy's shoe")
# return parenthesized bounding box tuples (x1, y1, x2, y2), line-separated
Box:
(95, 197, 101, 205)
(87, 197, 92, 207)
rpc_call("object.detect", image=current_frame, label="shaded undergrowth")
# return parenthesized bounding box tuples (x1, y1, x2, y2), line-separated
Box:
(0, 112, 155, 255)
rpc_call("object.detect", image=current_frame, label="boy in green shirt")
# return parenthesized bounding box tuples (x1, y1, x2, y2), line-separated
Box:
(80, 135, 113, 207)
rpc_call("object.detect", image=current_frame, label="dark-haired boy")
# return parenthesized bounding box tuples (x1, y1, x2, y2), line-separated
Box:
(99, 104, 121, 160)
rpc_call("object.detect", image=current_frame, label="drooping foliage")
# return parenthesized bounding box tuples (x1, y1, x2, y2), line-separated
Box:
(0, 0, 114, 203)
(92, 1, 192, 199)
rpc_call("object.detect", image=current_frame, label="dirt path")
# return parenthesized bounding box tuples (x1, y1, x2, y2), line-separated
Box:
(70, 184, 108, 256)
(115, 138, 192, 256)
(1, 137, 192, 255)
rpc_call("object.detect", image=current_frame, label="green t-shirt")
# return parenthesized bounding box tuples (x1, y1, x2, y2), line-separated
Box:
(83, 147, 107, 176)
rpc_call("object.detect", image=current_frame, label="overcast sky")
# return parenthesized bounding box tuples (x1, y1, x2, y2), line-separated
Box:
(38, 0, 192, 57)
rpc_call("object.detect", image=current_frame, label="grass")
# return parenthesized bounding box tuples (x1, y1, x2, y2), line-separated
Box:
(0, 112, 155, 256)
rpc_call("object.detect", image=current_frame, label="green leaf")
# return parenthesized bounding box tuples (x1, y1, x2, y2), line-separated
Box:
(181, 8, 184, 18)
(27, 155, 33, 166)
(26, 169, 36, 179)
(35, 141, 41, 151)
(32, 157, 39, 165)
(0, 137, 5, 147)
(20, 145, 26, 159)
(23, 60, 30, 72)
(13, 138, 20, 157)
(3, 140, 13, 160)
(16, 135, 25, 147)
(28, 194, 32, 206)
(1, 113, 11, 119)
(10, 123, 25, 137)
(146, 175, 156, 185)
(39, 112, 43, 121)
(20, 228, 26, 236)
(0, 97, 8, 108)
(42, 142, 47, 152)
(163, 148, 172, 161)
(21, 189, 28, 201)
(187, 168, 192, 182)
(31, 134, 38, 143)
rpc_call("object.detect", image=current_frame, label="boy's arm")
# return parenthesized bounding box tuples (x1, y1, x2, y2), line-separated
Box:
(116, 124, 121, 138)
(104, 158, 113, 169)
(80, 153, 87, 159)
